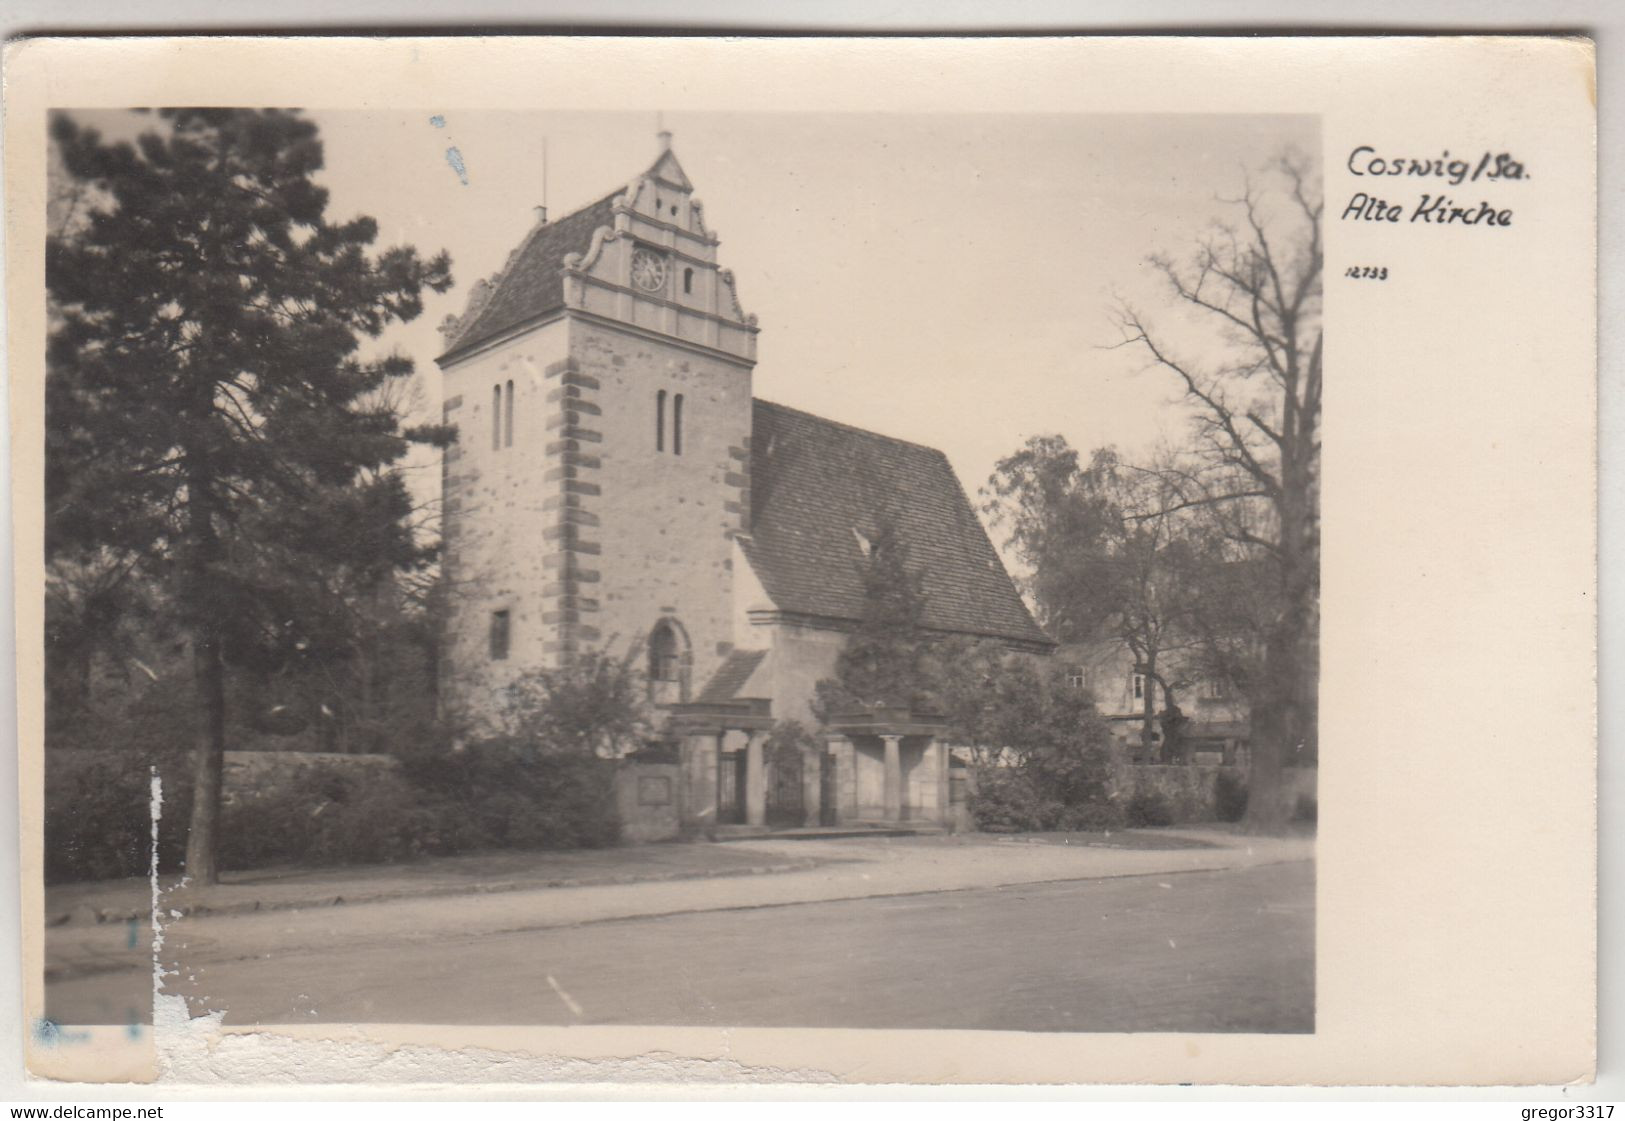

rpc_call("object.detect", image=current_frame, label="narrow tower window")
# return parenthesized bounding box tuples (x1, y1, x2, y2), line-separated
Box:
(656, 390, 666, 452)
(673, 394, 684, 456)
(683, 267, 694, 294)
(492, 384, 502, 451)
(504, 380, 514, 448)
(489, 610, 511, 660)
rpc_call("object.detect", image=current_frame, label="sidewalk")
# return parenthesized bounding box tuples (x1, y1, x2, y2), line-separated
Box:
(47, 828, 1313, 986)
(47, 841, 830, 927)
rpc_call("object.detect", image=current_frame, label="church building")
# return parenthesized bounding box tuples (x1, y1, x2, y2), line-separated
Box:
(435, 134, 1051, 836)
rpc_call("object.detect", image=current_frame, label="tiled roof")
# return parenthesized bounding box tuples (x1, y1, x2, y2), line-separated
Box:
(696, 649, 770, 702)
(437, 190, 621, 363)
(742, 400, 1052, 648)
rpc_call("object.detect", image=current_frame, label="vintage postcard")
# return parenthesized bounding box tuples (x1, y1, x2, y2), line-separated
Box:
(4, 36, 1595, 1088)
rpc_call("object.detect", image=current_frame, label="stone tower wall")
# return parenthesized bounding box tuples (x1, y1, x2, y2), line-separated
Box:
(438, 321, 571, 729)
(565, 318, 753, 703)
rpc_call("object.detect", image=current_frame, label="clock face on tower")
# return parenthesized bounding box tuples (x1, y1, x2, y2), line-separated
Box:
(630, 247, 668, 293)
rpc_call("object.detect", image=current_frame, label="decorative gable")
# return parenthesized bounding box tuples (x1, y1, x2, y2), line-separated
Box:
(438, 135, 757, 368)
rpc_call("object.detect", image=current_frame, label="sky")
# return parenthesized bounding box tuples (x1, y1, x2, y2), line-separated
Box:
(63, 109, 1318, 543)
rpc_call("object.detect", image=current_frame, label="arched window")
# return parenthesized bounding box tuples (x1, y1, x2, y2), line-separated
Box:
(683, 267, 694, 294)
(504, 380, 514, 447)
(491, 384, 502, 451)
(673, 394, 684, 456)
(655, 390, 666, 452)
(649, 623, 680, 683)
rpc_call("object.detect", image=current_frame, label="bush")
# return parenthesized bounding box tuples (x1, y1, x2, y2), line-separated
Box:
(216, 766, 436, 871)
(1293, 793, 1318, 823)
(46, 749, 193, 884)
(211, 745, 624, 872)
(967, 769, 1062, 833)
(401, 740, 620, 852)
(1056, 801, 1126, 832)
(1125, 790, 1175, 827)
(1214, 769, 1249, 822)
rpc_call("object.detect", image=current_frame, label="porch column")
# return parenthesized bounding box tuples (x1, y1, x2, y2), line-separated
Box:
(714, 730, 730, 826)
(682, 732, 719, 832)
(881, 734, 903, 823)
(801, 743, 822, 828)
(932, 738, 950, 825)
(826, 735, 854, 823)
(744, 729, 767, 827)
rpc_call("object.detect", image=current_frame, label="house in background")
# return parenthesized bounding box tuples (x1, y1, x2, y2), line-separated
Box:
(1059, 641, 1250, 766)
(434, 134, 1051, 837)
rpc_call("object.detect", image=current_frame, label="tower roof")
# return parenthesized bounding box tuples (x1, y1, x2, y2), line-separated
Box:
(436, 143, 716, 366)
(436, 188, 621, 364)
(741, 400, 1053, 648)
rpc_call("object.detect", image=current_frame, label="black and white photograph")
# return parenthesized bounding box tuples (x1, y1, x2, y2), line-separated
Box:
(40, 105, 1320, 1035)
(7, 34, 1595, 1090)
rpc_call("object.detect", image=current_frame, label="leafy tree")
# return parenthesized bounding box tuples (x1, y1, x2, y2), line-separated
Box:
(934, 645, 1117, 831)
(46, 109, 453, 882)
(1116, 153, 1321, 829)
(493, 648, 647, 761)
(928, 639, 1112, 783)
(986, 438, 1214, 753)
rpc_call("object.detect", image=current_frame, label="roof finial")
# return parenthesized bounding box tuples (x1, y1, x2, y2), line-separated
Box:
(656, 110, 672, 153)
(534, 136, 549, 224)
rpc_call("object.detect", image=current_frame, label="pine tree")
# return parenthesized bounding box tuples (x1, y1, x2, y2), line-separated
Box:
(814, 519, 931, 718)
(46, 109, 453, 882)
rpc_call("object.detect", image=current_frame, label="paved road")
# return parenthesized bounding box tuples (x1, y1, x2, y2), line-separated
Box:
(101, 861, 1313, 1034)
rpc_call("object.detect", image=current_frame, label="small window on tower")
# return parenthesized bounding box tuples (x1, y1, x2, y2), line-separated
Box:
(504, 380, 514, 448)
(491, 384, 502, 451)
(656, 390, 666, 452)
(489, 610, 511, 661)
(683, 267, 694, 294)
(672, 394, 684, 455)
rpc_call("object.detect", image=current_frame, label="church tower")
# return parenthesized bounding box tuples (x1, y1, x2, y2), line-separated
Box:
(436, 134, 759, 728)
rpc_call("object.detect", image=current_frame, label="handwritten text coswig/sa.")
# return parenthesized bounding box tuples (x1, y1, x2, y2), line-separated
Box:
(1340, 146, 1527, 227)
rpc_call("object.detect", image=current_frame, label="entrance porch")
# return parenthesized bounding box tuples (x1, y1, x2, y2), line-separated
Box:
(666, 702, 953, 837)
(824, 709, 953, 828)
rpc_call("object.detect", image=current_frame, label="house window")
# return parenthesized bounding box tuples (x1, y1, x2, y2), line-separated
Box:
(1131, 672, 1147, 701)
(1067, 666, 1086, 689)
(656, 390, 666, 451)
(1203, 677, 1229, 700)
(504, 380, 514, 448)
(489, 610, 511, 661)
(672, 394, 684, 455)
(491, 384, 502, 451)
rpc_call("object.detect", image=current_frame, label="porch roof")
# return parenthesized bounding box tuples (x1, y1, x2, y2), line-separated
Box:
(826, 707, 949, 738)
(667, 697, 776, 735)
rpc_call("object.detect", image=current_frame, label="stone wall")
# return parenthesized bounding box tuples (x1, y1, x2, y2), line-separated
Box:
(615, 760, 681, 843)
(220, 751, 400, 804)
(1111, 764, 1235, 823)
(48, 749, 402, 806)
(1110, 763, 1318, 823)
